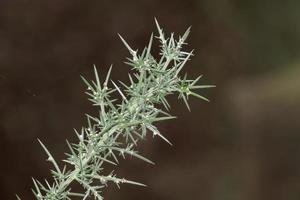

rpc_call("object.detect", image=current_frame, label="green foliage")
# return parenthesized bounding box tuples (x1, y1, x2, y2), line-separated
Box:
(17, 19, 214, 200)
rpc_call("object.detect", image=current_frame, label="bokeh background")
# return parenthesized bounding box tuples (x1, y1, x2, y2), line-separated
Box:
(1, 0, 300, 199)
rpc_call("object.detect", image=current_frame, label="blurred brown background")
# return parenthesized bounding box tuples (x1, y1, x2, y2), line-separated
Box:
(1, 0, 300, 199)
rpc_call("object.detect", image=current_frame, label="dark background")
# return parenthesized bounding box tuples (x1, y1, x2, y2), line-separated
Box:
(1, 0, 300, 199)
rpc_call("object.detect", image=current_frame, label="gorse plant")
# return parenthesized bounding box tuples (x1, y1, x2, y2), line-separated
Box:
(17, 19, 214, 200)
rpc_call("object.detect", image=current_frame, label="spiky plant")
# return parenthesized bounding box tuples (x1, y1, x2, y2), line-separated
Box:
(16, 19, 214, 200)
